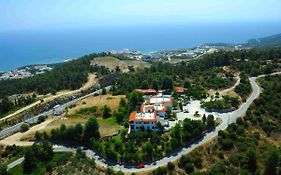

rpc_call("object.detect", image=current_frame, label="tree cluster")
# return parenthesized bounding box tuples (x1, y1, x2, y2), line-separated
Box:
(49, 117, 100, 144)
(91, 117, 214, 164)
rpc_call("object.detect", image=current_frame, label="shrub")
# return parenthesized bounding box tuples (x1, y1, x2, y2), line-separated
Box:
(221, 138, 234, 150)
(37, 115, 46, 124)
(184, 163, 194, 174)
(193, 156, 203, 169)
(21, 123, 29, 132)
(167, 162, 175, 171)
(153, 167, 168, 175)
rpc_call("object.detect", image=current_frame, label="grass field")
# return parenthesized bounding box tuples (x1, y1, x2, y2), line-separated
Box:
(91, 56, 149, 72)
(97, 117, 122, 137)
(68, 94, 125, 115)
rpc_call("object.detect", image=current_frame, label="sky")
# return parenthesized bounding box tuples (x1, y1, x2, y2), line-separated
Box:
(1, 0, 281, 32)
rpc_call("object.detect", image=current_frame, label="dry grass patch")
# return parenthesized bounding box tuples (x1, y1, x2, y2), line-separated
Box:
(68, 94, 125, 115)
(91, 56, 148, 72)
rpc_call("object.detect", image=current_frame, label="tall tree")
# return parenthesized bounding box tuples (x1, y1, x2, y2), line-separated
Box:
(247, 149, 257, 174)
(264, 150, 279, 175)
(83, 117, 100, 142)
(102, 105, 112, 118)
(161, 76, 173, 90)
(151, 80, 159, 91)
(206, 114, 216, 128)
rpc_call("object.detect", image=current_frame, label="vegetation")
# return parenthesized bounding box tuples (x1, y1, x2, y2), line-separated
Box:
(0, 53, 112, 98)
(90, 117, 215, 163)
(0, 95, 36, 118)
(20, 123, 29, 132)
(245, 75, 281, 136)
(3, 47, 281, 174)
(167, 75, 281, 175)
(50, 117, 100, 144)
(46, 151, 101, 175)
(202, 95, 239, 111)
(109, 48, 281, 97)
(0, 145, 25, 174)
(234, 72, 252, 101)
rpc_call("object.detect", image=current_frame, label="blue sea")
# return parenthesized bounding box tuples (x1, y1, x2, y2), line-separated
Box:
(1, 21, 281, 71)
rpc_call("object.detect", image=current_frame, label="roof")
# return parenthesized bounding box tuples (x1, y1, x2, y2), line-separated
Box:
(141, 104, 155, 113)
(142, 111, 157, 122)
(129, 111, 157, 122)
(129, 111, 138, 122)
(149, 96, 173, 104)
(135, 89, 157, 94)
(176, 87, 186, 93)
(156, 105, 166, 112)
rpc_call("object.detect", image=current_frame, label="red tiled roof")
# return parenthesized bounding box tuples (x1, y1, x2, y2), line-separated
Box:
(176, 87, 186, 93)
(129, 111, 138, 122)
(142, 105, 154, 112)
(135, 89, 157, 94)
(129, 111, 157, 122)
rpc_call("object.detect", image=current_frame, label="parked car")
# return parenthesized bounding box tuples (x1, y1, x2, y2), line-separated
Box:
(136, 164, 145, 169)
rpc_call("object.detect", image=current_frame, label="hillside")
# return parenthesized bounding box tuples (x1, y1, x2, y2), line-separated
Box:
(244, 33, 281, 48)
(173, 75, 281, 175)
(91, 56, 149, 72)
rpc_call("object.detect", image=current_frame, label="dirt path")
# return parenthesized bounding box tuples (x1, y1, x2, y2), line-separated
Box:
(0, 74, 97, 122)
(0, 117, 57, 146)
(208, 69, 241, 97)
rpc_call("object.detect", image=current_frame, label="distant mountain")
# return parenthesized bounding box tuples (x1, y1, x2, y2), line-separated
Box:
(244, 33, 281, 48)
(203, 43, 235, 47)
(203, 33, 281, 48)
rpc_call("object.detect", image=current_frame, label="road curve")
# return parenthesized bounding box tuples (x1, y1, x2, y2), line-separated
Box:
(6, 72, 281, 173)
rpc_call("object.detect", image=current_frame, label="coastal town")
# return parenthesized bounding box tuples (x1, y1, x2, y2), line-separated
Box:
(0, 65, 52, 80)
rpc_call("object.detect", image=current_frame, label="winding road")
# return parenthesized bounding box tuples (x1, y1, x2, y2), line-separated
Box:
(6, 72, 281, 173)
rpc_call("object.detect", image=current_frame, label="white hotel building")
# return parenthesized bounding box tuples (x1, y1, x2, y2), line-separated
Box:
(129, 94, 173, 132)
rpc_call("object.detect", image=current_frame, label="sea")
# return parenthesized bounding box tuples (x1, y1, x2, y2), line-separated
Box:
(1, 21, 281, 71)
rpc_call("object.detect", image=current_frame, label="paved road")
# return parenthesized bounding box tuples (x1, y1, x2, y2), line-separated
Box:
(0, 86, 111, 139)
(6, 72, 281, 173)
(6, 157, 24, 171)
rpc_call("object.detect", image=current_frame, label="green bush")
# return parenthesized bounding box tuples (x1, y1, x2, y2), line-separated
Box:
(20, 123, 29, 132)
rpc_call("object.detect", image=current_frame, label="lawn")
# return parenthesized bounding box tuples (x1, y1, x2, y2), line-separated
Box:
(97, 117, 123, 138)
